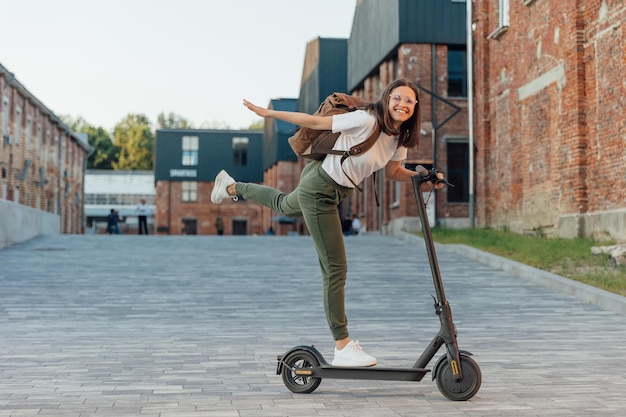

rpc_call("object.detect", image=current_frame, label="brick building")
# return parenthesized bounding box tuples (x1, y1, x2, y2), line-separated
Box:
(297, 0, 470, 233)
(153, 129, 264, 235)
(1, 63, 90, 235)
(472, 0, 626, 240)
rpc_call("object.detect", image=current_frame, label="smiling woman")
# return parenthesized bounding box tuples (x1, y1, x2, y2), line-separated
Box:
(210, 78, 444, 367)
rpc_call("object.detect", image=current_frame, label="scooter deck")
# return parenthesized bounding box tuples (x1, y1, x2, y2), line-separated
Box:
(295, 364, 430, 382)
(278, 346, 431, 382)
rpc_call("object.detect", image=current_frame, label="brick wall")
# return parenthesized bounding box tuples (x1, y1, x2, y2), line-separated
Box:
(155, 180, 266, 236)
(1, 71, 88, 234)
(348, 43, 470, 233)
(473, 0, 626, 239)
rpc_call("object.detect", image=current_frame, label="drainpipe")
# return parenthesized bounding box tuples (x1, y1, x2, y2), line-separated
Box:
(82, 137, 95, 233)
(57, 132, 63, 222)
(467, 0, 475, 228)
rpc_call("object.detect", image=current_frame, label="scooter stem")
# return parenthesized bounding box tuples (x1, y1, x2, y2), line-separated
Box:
(411, 175, 447, 305)
(411, 174, 463, 380)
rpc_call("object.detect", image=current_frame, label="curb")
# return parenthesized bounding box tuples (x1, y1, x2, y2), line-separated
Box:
(397, 231, 626, 315)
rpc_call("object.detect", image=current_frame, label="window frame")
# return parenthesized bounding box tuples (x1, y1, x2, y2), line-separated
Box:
(1, 95, 8, 137)
(445, 139, 470, 203)
(232, 136, 249, 166)
(447, 45, 468, 98)
(488, 0, 510, 40)
(181, 135, 199, 166)
(181, 181, 198, 202)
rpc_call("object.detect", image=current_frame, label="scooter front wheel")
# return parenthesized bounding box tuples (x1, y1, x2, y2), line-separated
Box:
(435, 354, 482, 401)
(280, 350, 322, 394)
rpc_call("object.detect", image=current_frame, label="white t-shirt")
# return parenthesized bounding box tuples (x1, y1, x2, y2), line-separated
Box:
(322, 110, 407, 188)
(136, 203, 149, 216)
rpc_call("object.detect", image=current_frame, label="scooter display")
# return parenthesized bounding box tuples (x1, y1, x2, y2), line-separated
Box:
(276, 167, 482, 401)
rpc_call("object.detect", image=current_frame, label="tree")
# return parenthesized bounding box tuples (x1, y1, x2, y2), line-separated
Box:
(248, 120, 264, 130)
(157, 112, 193, 129)
(61, 115, 118, 169)
(199, 119, 232, 129)
(113, 114, 154, 170)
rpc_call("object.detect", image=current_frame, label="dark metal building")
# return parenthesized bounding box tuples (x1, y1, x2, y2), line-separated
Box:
(297, 37, 349, 115)
(348, 0, 466, 89)
(263, 98, 297, 171)
(155, 129, 263, 184)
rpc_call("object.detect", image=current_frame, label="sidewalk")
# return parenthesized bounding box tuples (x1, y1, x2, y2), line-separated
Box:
(1, 234, 625, 417)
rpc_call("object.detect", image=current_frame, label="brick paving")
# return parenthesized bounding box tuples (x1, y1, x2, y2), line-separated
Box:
(1, 233, 625, 417)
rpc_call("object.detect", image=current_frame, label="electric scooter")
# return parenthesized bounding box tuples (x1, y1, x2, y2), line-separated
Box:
(276, 167, 482, 401)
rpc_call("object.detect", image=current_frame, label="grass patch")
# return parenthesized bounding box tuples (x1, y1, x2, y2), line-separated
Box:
(422, 227, 626, 297)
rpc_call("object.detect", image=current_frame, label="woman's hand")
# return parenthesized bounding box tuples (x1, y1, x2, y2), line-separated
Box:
(433, 172, 445, 189)
(243, 99, 270, 118)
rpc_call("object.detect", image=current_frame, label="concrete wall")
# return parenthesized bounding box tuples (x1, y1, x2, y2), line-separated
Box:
(0, 199, 60, 249)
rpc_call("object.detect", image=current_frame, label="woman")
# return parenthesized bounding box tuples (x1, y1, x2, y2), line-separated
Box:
(211, 78, 443, 366)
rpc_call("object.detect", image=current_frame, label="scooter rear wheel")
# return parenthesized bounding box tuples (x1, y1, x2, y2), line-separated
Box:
(280, 350, 322, 394)
(435, 354, 482, 401)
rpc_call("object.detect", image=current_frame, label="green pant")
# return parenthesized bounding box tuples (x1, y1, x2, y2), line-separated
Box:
(236, 160, 354, 340)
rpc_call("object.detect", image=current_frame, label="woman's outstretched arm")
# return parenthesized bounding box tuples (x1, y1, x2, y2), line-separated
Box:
(243, 99, 333, 131)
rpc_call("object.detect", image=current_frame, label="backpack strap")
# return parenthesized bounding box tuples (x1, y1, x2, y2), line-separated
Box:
(331, 123, 381, 191)
(328, 123, 382, 206)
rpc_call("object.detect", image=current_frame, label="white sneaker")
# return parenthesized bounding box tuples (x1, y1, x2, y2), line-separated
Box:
(331, 340, 377, 367)
(211, 170, 238, 204)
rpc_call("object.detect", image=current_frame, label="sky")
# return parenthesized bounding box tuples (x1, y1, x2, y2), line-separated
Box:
(2, 0, 357, 131)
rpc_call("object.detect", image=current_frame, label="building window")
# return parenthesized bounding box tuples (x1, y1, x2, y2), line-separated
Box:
(84, 193, 154, 205)
(26, 116, 32, 150)
(448, 46, 467, 97)
(2, 96, 8, 137)
(488, 0, 510, 39)
(181, 181, 197, 202)
(446, 141, 469, 203)
(233, 137, 249, 166)
(14, 107, 22, 145)
(181, 135, 198, 166)
(36, 124, 42, 153)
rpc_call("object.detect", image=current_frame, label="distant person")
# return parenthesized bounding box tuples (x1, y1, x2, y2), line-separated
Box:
(351, 215, 362, 235)
(135, 199, 149, 235)
(215, 217, 224, 235)
(342, 216, 353, 236)
(107, 209, 122, 235)
(266, 226, 276, 235)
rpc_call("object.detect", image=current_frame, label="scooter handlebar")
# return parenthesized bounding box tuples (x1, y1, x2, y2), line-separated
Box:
(414, 165, 455, 188)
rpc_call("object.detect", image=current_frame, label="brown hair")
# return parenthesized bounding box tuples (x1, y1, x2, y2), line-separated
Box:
(366, 78, 421, 148)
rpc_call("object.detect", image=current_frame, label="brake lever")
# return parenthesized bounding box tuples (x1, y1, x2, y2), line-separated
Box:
(416, 167, 455, 188)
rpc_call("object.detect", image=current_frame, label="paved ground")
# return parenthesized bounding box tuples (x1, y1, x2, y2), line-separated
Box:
(1, 233, 625, 417)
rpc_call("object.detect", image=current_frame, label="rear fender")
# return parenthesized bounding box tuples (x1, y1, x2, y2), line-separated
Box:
(276, 345, 327, 375)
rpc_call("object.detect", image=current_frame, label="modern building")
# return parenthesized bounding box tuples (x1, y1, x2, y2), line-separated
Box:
(84, 170, 155, 234)
(1, 62, 90, 247)
(472, 0, 626, 240)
